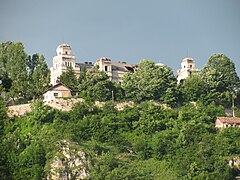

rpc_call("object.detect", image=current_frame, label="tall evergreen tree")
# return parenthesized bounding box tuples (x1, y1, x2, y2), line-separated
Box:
(59, 66, 78, 91)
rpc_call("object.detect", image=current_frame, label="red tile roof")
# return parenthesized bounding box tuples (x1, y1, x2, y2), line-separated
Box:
(217, 117, 240, 124)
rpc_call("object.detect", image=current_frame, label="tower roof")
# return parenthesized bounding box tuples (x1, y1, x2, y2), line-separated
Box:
(57, 44, 71, 50)
(56, 44, 72, 55)
(182, 57, 195, 63)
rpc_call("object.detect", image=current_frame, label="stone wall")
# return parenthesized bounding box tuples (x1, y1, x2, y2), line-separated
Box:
(7, 104, 31, 117)
(7, 98, 135, 117)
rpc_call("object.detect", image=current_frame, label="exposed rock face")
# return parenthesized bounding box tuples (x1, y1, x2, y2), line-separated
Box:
(7, 103, 31, 117)
(7, 98, 135, 117)
(7, 98, 85, 117)
(115, 101, 134, 110)
(48, 140, 89, 180)
(46, 98, 85, 111)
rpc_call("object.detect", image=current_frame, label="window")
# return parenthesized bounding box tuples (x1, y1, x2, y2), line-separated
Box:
(190, 65, 192, 68)
(54, 93, 58, 97)
(65, 62, 71, 67)
(65, 51, 68, 54)
(105, 66, 108, 71)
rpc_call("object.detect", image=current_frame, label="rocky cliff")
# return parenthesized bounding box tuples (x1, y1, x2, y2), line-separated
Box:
(47, 140, 89, 180)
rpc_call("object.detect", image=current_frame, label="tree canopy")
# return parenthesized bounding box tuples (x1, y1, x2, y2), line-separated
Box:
(59, 66, 78, 91)
(1, 100, 240, 179)
(0, 42, 50, 102)
(78, 69, 115, 101)
(0, 41, 28, 99)
(201, 54, 240, 106)
(27, 54, 50, 99)
(122, 60, 177, 105)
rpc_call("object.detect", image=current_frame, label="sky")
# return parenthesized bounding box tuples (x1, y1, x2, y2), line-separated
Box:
(0, 0, 240, 75)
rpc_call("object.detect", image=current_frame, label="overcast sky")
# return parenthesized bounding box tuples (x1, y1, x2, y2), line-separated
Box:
(0, 0, 240, 75)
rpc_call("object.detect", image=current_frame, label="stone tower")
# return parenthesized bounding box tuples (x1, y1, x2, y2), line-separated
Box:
(176, 58, 197, 84)
(50, 44, 80, 85)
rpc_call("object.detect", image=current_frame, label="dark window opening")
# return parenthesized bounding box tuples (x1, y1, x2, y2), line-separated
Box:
(105, 66, 108, 71)
(125, 66, 134, 73)
(54, 93, 58, 97)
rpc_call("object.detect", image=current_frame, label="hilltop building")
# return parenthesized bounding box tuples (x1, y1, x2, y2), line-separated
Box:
(50, 44, 80, 85)
(43, 82, 72, 102)
(50, 44, 137, 85)
(215, 117, 240, 128)
(176, 58, 199, 84)
(50, 44, 94, 85)
(95, 57, 137, 83)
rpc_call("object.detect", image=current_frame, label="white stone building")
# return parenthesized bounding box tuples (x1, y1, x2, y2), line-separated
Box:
(50, 44, 81, 85)
(95, 57, 137, 83)
(176, 58, 199, 84)
(50, 44, 136, 85)
(43, 83, 72, 102)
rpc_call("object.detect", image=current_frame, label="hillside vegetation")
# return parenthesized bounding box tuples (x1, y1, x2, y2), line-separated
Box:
(1, 99, 240, 179)
(0, 41, 240, 179)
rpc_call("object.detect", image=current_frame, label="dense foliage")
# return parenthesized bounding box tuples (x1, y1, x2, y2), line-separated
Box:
(0, 41, 50, 102)
(201, 54, 240, 106)
(59, 66, 78, 91)
(1, 41, 240, 179)
(122, 60, 177, 105)
(78, 69, 115, 101)
(1, 100, 240, 179)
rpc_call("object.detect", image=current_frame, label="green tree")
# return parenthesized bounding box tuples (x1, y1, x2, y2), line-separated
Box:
(0, 97, 9, 179)
(178, 74, 207, 103)
(79, 65, 87, 83)
(0, 42, 12, 92)
(78, 70, 114, 101)
(27, 54, 50, 99)
(122, 60, 177, 105)
(0, 41, 28, 101)
(16, 143, 46, 179)
(26, 54, 39, 77)
(59, 66, 78, 91)
(201, 54, 240, 106)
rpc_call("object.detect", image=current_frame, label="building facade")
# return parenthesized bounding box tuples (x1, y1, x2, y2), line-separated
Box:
(215, 117, 240, 128)
(43, 83, 72, 102)
(50, 44, 81, 85)
(176, 58, 198, 84)
(95, 57, 137, 83)
(50, 44, 136, 85)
